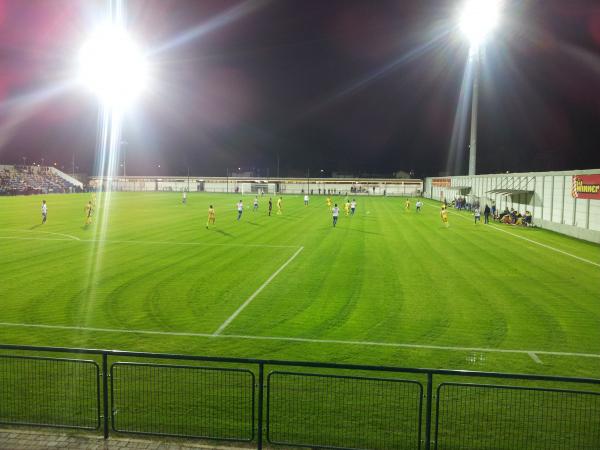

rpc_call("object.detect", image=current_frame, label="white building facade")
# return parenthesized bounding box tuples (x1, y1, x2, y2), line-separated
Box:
(89, 176, 423, 197)
(424, 169, 600, 243)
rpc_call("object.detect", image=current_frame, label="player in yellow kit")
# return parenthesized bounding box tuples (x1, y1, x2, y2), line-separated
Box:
(440, 206, 449, 227)
(277, 197, 283, 215)
(206, 205, 216, 229)
(405, 198, 411, 210)
(344, 200, 350, 216)
(84, 201, 93, 226)
(326, 196, 332, 210)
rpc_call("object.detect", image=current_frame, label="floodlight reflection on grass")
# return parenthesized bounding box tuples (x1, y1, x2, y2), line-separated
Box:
(78, 24, 148, 108)
(459, 0, 500, 50)
(79, 20, 149, 325)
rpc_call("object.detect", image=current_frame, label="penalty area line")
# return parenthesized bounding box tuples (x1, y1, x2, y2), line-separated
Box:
(0, 235, 297, 249)
(212, 246, 305, 336)
(1, 321, 600, 360)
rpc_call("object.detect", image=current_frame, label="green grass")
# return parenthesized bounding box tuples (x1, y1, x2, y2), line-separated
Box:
(0, 191, 599, 379)
(1, 192, 600, 448)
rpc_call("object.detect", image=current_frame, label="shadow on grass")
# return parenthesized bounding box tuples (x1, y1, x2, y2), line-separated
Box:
(273, 215, 299, 221)
(343, 227, 382, 236)
(213, 229, 234, 237)
(29, 224, 42, 230)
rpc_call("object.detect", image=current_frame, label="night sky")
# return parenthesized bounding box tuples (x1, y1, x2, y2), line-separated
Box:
(0, 0, 599, 177)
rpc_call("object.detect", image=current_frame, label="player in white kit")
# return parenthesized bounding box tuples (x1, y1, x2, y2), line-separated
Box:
(332, 203, 340, 227)
(41, 200, 47, 224)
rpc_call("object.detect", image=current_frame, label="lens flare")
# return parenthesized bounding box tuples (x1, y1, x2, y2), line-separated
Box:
(459, 0, 501, 49)
(78, 24, 147, 107)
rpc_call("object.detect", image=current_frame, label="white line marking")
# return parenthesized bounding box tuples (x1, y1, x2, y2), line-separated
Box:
(83, 239, 298, 249)
(1, 322, 599, 359)
(0, 236, 76, 242)
(0, 322, 214, 337)
(528, 352, 542, 364)
(212, 246, 305, 336)
(2, 229, 80, 241)
(0, 235, 296, 249)
(427, 202, 600, 269)
(487, 224, 600, 268)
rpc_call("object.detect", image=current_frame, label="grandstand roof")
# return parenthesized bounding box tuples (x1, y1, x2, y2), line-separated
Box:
(486, 189, 534, 196)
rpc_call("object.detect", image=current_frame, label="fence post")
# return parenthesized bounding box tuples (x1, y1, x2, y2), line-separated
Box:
(102, 352, 109, 440)
(257, 363, 264, 450)
(425, 373, 433, 450)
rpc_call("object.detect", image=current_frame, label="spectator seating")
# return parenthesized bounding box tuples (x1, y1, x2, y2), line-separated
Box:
(0, 166, 77, 195)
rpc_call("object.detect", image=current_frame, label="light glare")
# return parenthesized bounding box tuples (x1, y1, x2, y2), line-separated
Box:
(459, 0, 500, 48)
(79, 25, 147, 107)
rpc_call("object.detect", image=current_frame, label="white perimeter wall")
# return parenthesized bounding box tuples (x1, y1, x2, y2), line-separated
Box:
(89, 177, 423, 197)
(424, 169, 600, 243)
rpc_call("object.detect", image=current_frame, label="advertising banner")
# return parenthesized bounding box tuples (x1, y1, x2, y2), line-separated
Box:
(572, 174, 600, 199)
(432, 177, 451, 187)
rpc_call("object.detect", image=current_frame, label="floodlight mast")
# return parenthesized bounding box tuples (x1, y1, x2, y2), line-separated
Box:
(468, 49, 480, 177)
(459, 0, 500, 176)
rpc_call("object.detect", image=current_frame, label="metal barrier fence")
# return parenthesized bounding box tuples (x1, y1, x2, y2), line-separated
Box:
(1, 344, 599, 450)
(267, 371, 422, 449)
(0, 354, 99, 430)
(111, 362, 255, 441)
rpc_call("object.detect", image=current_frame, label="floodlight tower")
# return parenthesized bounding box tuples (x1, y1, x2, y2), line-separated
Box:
(459, 0, 500, 175)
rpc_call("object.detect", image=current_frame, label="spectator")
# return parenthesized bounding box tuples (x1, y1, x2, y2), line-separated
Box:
(484, 204, 491, 224)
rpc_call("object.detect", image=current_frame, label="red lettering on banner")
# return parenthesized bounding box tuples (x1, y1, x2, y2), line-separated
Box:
(432, 177, 451, 187)
(572, 175, 600, 200)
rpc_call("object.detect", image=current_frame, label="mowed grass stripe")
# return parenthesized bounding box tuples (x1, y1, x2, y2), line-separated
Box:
(422, 201, 600, 347)
(419, 200, 600, 350)
(423, 198, 600, 266)
(0, 231, 298, 334)
(221, 195, 600, 354)
(0, 193, 599, 378)
(221, 199, 377, 338)
(213, 245, 305, 335)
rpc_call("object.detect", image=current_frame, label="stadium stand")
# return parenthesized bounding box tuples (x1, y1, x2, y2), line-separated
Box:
(0, 165, 81, 195)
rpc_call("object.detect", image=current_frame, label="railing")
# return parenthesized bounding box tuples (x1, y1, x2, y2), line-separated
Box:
(1, 344, 599, 449)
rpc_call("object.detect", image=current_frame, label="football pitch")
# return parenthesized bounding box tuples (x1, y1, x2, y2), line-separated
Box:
(0, 192, 599, 379)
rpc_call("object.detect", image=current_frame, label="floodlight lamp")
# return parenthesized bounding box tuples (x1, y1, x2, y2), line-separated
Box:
(78, 25, 148, 107)
(459, 0, 500, 49)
